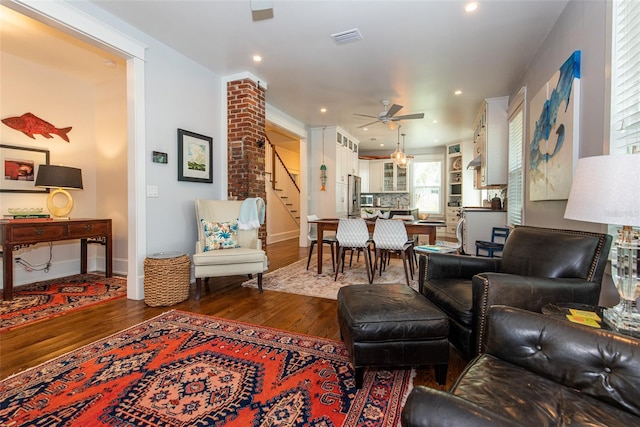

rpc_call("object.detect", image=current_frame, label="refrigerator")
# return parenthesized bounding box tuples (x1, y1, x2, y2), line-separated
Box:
(348, 175, 361, 218)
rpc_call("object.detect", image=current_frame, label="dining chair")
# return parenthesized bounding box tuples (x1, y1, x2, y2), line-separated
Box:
(372, 219, 414, 286)
(307, 214, 337, 272)
(334, 219, 374, 283)
(475, 227, 510, 257)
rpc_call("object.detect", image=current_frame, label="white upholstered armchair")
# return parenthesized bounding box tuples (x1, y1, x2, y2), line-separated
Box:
(192, 199, 268, 300)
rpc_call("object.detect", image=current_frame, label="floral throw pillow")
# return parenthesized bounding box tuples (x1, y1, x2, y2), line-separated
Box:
(202, 219, 240, 251)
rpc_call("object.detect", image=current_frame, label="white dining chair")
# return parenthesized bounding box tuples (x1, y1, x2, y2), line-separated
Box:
(372, 219, 414, 286)
(307, 214, 337, 271)
(334, 219, 374, 283)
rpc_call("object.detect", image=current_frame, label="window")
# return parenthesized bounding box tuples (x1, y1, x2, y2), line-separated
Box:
(507, 87, 526, 227)
(412, 157, 443, 215)
(610, 0, 640, 155)
(609, 0, 640, 239)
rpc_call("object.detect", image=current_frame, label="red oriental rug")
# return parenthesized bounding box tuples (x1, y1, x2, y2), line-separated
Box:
(0, 310, 414, 426)
(0, 274, 127, 333)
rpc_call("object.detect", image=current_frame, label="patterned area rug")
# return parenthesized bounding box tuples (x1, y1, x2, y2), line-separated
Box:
(243, 254, 418, 299)
(0, 274, 126, 333)
(0, 310, 414, 426)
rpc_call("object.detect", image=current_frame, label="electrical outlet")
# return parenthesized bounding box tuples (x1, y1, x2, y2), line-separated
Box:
(15, 257, 21, 263)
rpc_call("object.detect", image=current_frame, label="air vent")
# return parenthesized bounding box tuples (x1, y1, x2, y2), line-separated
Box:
(330, 28, 363, 45)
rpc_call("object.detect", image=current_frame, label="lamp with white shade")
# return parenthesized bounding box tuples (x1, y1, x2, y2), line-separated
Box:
(35, 164, 83, 220)
(564, 154, 640, 335)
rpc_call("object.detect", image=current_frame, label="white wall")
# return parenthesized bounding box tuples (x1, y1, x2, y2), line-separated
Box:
(514, 0, 607, 233)
(142, 43, 223, 256)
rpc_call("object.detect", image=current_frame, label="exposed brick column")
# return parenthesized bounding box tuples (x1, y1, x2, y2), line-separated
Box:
(227, 78, 267, 247)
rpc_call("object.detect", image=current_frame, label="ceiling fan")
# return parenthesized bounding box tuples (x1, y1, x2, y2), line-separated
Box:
(354, 100, 425, 129)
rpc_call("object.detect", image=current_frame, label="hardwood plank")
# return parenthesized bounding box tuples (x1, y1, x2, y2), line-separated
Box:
(0, 238, 465, 390)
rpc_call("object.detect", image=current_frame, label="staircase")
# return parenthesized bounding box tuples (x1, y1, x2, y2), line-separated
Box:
(265, 139, 300, 225)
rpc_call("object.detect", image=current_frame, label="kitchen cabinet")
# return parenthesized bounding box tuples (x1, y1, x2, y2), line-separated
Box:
(310, 126, 360, 218)
(359, 160, 370, 192)
(368, 160, 406, 193)
(445, 142, 480, 238)
(471, 96, 509, 188)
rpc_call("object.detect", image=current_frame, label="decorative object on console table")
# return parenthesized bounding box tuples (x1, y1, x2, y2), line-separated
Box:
(564, 154, 640, 337)
(35, 164, 83, 219)
(177, 128, 213, 183)
(0, 144, 50, 193)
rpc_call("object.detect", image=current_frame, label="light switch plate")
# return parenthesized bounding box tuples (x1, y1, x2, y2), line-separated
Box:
(147, 185, 158, 198)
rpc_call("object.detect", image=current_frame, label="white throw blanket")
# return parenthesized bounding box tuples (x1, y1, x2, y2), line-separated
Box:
(238, 197, 265, 230)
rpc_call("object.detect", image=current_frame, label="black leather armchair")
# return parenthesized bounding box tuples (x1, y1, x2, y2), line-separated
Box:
(418, 226, 612, 360)
(402, 306, 640, 427)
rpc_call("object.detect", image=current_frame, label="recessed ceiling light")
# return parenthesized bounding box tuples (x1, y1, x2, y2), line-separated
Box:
(465, 2, 479, 13)
(432, 120, 438, 124)
(320, 108, 327, 113)
(380, 143, 384, 147)
(363, 127, 368, 131)
(253, 55, 262, 62)
(454, 90, 463, 95)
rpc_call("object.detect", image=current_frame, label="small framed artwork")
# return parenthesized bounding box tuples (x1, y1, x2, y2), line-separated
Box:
(152, 151, 168, 164)
(177, 129, 213, 183)
(0, 144, 50, 193)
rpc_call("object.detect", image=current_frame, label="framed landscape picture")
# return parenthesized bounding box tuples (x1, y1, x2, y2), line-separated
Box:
(177, 129, 213, 183)
(0, 144, 50, 193)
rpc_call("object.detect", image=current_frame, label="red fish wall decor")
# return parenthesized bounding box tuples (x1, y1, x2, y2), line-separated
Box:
(2, 113, 72, 142)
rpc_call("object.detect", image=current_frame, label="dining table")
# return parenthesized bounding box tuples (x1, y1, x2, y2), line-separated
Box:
(308, 218, 446, 274)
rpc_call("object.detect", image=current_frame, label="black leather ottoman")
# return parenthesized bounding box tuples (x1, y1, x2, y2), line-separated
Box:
(337, 283, 450, 389)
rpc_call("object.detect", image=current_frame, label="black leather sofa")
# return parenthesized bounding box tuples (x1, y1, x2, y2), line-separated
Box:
(401, 306, 640, 426)
(419, 226, 612, 360)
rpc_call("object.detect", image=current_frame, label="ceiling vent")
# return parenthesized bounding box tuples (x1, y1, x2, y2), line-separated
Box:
(330, 28, 363, 45)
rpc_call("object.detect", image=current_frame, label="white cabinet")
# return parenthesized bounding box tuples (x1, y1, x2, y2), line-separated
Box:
(445, 142, 480, 237)
(310, 126, 360, 218)
(472, 96, 509, 188)
(367, 160, 406, 193)
(359, 160, 370, 192)
(368, 161, 383, 192)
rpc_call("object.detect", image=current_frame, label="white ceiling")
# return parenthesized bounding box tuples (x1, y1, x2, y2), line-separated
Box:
(2, 1, 569, 153)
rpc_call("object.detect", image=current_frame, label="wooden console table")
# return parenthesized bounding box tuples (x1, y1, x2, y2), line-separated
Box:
(1, 218, 113, 301)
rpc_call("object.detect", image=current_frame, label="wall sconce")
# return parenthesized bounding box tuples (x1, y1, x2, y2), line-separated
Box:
(35, 165, 83, 219)
(257, 139, 265, 148)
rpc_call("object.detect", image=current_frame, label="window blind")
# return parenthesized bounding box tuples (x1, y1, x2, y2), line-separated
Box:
(611, 0, 640, 154)
(507, 88, 525, 227)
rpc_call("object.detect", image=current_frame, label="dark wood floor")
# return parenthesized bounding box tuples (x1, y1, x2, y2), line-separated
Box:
(0, 238, 466, 388)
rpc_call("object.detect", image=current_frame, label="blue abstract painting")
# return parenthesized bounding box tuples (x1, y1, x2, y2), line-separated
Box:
(529, 51, 581, 201)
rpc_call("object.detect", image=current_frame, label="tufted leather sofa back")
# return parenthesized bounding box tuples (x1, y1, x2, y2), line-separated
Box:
(499, 226, 611, 282)
(486, 306, 640, 418)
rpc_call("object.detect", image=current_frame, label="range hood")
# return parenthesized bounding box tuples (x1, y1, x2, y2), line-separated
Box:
(467, 156, 482, 169)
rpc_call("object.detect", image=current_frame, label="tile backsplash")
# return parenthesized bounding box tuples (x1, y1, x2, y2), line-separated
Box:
(364, 193, 411, 208)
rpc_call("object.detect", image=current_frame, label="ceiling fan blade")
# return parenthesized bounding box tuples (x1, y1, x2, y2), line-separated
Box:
(385, 104, 403, 118)
(354, 113, 379, 119)
(390, 113, 425, 121)
(358, 120, 381, 128)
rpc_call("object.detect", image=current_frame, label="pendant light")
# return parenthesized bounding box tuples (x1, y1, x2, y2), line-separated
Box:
(397, 132, 409, 169)
(390, 125, 406, 166)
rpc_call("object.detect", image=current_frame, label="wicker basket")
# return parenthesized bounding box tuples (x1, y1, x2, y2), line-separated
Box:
(144, 253, 191, 306)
